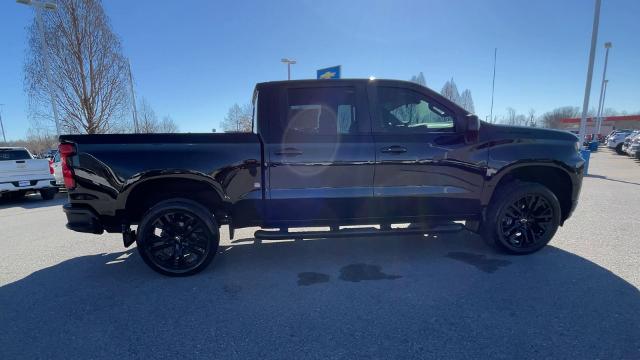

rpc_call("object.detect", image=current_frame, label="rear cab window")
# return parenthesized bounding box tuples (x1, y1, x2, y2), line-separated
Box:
(0, 149, 32, 161)
(273, 86, 366, 142)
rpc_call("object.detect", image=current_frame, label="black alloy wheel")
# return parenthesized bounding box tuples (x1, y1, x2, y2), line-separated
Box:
(137, 199, 219, 276)
(482, 181, 561, 254)
(498, 194, 553, 249)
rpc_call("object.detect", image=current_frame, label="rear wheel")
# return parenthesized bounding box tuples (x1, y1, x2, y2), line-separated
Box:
(136, 199, 219, 276)
(482, 181, 561, 254)
(615, 143, 624, 155)
(40, 188, 56, 200)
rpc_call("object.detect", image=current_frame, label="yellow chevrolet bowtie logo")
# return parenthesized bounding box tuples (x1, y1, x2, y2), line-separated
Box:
(319, 71, 336, 79)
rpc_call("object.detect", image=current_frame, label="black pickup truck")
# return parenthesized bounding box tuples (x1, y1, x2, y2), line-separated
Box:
(60, 79, 584, 276)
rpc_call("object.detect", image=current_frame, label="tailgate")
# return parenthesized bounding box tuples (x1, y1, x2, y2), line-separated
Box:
(0, 159, 52, 182)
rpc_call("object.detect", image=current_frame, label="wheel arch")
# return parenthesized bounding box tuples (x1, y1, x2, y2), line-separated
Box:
(484, 163, 574, 223)
(121, 173, 229, 224)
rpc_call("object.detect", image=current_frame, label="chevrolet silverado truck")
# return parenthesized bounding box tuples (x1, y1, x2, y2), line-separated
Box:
(60, 79, 585, 276)
(0, 147, 58, 201)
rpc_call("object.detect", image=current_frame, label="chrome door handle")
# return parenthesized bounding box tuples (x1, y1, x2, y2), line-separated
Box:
(275, 147, 303, 156)
(380, 145, 407, 154)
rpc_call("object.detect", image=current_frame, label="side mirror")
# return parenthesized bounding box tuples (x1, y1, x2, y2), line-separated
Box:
(465, 114, 480, 142)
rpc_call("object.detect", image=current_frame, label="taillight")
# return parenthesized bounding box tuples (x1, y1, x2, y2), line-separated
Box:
(48, 159, 54, 174)
(58, 143, 77, 190)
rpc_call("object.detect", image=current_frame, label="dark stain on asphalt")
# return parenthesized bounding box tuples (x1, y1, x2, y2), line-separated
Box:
(297, 272, 330, 286)
(223, 284, 242, 296)
(339, 263, 402, 282)
(446, 252, 512, 273)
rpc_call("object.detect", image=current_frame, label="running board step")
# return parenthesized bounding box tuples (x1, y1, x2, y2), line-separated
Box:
(254, 224, 464, 241)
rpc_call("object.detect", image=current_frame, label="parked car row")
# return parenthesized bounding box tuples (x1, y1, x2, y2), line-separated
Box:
(606, 129, 633, 153)
(606, 129, 640, 158)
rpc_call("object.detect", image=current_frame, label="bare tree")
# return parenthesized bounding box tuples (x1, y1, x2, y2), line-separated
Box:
(221, 103, 252, 133)
(410, 72, 426, 86)
(132, 98, 178, 133)
(440, 79, 460, 105)
(137, 98, 158, 133)
(505, 107, 518, 125)
(159, 115, 179, 133)
(24, 0, 130, 134)
(541, 106, 580, 129)
(528, 109, 537, 127)
(459, 89, 475, 113)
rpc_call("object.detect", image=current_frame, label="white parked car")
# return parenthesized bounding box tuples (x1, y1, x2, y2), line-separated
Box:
(624, 132, 640, 157)
(0, 147, 58, 200)
(49, 151, 64, 187)
(607, 130, 633, 154)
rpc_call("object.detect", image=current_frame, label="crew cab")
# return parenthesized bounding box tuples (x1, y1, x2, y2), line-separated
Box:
(60, 79, 585, 276)
(0, 147, 58, 201)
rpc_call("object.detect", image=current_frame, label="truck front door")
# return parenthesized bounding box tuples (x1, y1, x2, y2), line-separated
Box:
(265, 83, 374, 225)
(370, 83, 485, 221)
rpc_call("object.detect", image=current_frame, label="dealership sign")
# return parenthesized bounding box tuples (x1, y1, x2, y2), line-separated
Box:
(317, 65, 341, 79)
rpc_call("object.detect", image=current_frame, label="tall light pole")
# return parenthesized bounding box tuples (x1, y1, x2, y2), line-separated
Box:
(578, 0, 602, 146)
(127, 59, 139, 133)
(17, 0, 61, 136)
(597, 79, 609, 134)
(0, 104, 6, 143)
(489, 48, 497, 123)
(595, 42, 612, 135)
(281, 58, 296, 80)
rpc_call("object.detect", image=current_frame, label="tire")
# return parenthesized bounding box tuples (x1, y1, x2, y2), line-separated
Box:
(136, 198, 219, 276)
(40, 188, 56, 200)
(615, 143, 624, 155)
(7, 191, 27, 200)
(481, 181, 561, 254)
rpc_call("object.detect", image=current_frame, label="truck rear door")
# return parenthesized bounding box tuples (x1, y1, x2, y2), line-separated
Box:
(264, 82, 375, 224)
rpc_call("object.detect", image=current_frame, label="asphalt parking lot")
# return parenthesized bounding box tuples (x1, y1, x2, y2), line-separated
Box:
(1, 149, 639, 359)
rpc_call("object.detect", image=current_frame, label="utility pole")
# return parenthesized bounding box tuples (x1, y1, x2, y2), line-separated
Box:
(17, 0, 61, 136)
(127, 59, 139, 133)
(595, 42, 612, 136)
(578, 0, 602, 146)
(489, 48, 497, 123)
(0, 104, 6, 143)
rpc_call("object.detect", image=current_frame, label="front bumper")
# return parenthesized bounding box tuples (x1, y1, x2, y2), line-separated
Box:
(63, 203, 104, 234)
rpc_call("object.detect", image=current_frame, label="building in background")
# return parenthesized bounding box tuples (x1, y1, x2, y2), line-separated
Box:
(558, 115, 640, 134)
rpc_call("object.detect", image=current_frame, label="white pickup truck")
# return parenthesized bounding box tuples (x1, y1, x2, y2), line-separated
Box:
(0, 147, 58, 200)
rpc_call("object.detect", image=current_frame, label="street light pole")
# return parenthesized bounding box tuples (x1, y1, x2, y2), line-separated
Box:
(17, 0, 61, 136)
(595, 42, 612, 136)
(281, 58, 296, 80)
(597, 80, 609, 135)
(578, 0, 602, 146)
(0, 104, 6, 143)
(489, 48, 497, 123)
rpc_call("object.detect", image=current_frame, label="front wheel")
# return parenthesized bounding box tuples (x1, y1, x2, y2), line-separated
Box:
(615, 143, 624, 155)
(481, 181, 561, 254)
(136, 199, 219, 276)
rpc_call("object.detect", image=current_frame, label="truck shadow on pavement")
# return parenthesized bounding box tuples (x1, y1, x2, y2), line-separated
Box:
(1, 232, 638, 359)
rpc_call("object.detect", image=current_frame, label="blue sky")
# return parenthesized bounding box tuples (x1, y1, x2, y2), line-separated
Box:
(0, 0, 639, 139)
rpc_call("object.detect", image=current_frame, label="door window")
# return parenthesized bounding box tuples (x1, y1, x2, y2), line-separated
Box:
(278, 87, 361, 141)
(375, 87, 455, 133)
